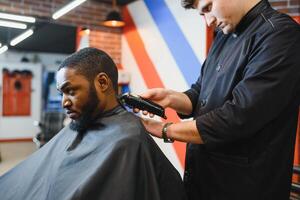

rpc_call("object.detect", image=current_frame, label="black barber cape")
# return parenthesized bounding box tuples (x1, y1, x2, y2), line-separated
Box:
(0, 106, 186, 200)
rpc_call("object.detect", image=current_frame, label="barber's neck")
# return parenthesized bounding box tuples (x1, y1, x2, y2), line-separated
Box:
(243, 0, 262, 15)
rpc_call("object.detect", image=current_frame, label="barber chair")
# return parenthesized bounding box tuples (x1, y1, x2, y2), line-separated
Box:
(33, 112, 65, 148)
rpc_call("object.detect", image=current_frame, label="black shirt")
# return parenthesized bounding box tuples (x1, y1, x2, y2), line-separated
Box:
(182, 0, 300, 199)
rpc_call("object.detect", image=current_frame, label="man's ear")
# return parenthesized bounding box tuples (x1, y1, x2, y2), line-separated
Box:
(95, 72, 109, 92)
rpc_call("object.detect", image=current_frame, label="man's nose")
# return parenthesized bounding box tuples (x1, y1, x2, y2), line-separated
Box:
(204, 14, 216, 27)
(62, 95, 71, 108)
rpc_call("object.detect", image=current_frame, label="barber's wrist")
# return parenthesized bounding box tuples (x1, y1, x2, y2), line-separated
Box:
(162, 122, 174, 143)
(166, 89, 175, 108)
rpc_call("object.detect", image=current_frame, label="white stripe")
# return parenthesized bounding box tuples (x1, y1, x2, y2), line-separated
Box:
(121, 36, 147, 94)
(77, 34, 90, 50)
(122, 36, 184, 176)
(164, 0, 207, 63)
(127, 1, 189, 92)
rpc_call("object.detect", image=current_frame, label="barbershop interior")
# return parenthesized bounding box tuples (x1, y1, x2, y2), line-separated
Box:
(0, 0, 299, 199)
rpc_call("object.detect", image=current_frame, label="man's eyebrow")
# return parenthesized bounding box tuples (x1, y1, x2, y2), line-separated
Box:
(201, 2, 211, 13)
(57, 81, 70, 91)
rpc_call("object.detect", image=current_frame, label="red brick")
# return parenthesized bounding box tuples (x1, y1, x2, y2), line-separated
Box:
(289, 0, 300, 6)
(270, 1, 287, 7)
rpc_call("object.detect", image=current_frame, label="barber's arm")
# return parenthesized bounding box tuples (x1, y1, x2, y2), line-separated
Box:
(142, 118, 203, 144)
(140, 78, 202, 144)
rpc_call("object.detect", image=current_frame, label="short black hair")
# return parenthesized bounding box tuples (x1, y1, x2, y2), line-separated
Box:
(58, 47, 118, 93)
(181, 0, 196, 9)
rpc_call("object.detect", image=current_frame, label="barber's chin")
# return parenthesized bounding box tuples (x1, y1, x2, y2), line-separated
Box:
(221, 26, 234, 34)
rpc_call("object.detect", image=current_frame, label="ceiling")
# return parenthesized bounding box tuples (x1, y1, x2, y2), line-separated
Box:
(0, 0, 136, 54)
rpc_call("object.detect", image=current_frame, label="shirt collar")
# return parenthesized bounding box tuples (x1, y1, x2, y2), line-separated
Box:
(234, 0, 270, 35)
(98, 105, 125, 118)
(86, 105, 126, 129)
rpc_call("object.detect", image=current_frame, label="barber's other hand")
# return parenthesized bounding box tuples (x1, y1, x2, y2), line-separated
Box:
(133, 88, 171, 117)
(141, 118, 164, 138)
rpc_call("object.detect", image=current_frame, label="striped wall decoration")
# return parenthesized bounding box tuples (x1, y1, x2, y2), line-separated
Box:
(122, 0, 208, 175)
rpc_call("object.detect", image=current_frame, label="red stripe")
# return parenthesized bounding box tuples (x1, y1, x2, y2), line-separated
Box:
(293, 16, 300, 24)
(293, 110, 300, 182)
(206, 26, 214, 56)
(123, 7, 186, 167)
(293, 17, 300, 183)
(117, 64, 123, 70)
(76, 26, 82, 51)
(0, 138, 33, 143)
(123, 8, 163, 88)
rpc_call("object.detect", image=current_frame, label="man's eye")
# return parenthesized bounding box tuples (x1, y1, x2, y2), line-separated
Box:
(68, 89, 75, 95)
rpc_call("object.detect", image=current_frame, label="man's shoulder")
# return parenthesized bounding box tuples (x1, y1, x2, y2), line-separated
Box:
(115, 111, 145, 134)
(107, 111, 148, 142)
(109, 112, 159, 151)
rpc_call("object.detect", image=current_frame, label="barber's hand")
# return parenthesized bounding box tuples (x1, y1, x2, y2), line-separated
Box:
(141, 118, 164, 138)
(134, 88, 171, 117)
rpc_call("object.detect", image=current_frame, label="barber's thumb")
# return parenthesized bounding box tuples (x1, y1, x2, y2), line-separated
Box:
(140, 89, 156, 99)
(140, 92, 150, 99)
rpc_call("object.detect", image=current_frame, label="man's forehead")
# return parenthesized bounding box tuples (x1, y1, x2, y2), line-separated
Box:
(56, 68, 69, 82)
(56, 68, 75, 88)
(56, 67, 80, 80)
(56, 67, 89, 89)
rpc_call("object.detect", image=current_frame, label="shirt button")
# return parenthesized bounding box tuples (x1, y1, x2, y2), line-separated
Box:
(200, 99, 206, 107)
(216, 64, 222, 72)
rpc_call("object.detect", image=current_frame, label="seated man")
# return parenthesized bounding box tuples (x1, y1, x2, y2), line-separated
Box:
(0, 47, 187, 200)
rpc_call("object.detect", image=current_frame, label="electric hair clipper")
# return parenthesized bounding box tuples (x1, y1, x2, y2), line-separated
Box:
(118, 92, 167, 119)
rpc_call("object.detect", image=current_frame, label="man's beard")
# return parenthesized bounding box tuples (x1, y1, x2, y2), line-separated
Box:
(69, 85, 100, 133)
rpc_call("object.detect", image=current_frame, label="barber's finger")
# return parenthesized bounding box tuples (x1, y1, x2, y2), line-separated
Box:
(149, 113, 154, 118)
(140, 89, 156, 99)
(142, 110, 149, 115)
(133, 108, 140, 113)
(140, 91, 150, 98)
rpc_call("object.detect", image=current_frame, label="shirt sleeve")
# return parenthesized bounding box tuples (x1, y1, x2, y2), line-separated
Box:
(196, 26, 300, 149)
(177, 61, 205, 119)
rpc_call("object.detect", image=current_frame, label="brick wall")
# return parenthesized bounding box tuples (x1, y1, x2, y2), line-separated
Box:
(0, 0, 122, 64)
(89, 30, 121, 64)
(270, 0, 300, 16)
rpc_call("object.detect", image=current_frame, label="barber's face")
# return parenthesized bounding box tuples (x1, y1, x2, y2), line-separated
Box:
(56, 67, 100, 131)
(194, 0, 245, 34)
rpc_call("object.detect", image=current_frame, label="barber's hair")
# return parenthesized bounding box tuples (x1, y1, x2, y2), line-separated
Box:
(181, 0, 195, 9)
(58, 47, 118, 93)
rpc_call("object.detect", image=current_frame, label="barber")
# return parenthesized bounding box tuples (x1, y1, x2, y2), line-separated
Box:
(138, 0, 300, 199)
